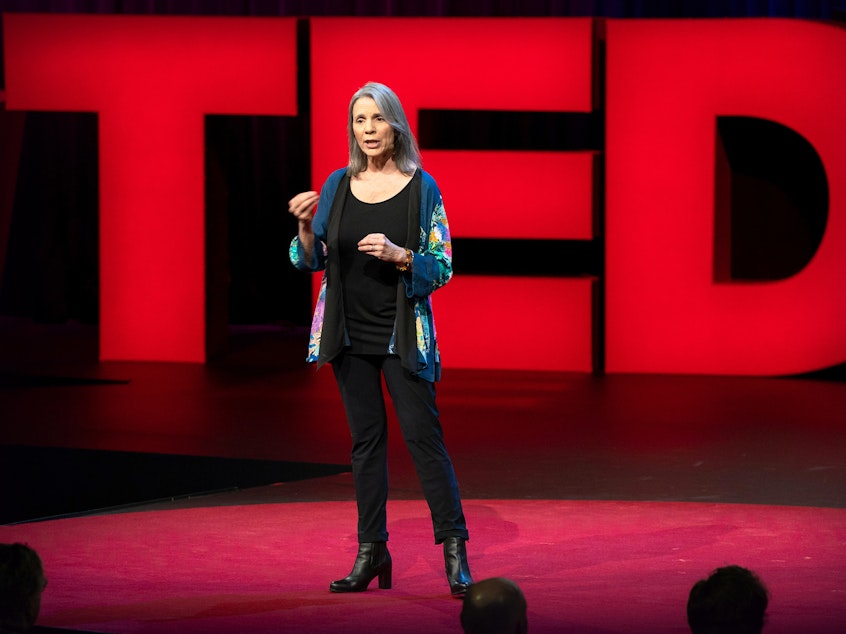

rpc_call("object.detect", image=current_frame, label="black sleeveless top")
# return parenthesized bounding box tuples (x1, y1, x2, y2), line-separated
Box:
(339, 180, 411, 354)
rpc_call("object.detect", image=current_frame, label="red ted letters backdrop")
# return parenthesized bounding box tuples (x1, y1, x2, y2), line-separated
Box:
(3, 14, 844, 375)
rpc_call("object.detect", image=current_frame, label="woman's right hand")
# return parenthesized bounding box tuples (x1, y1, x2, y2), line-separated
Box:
(289, 191, 318, 260)
(288, 191, 320, 225)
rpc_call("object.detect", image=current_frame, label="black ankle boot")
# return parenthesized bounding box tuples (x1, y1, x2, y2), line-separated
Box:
(329, 542, 392, 593)
(443, 537, 473, 597)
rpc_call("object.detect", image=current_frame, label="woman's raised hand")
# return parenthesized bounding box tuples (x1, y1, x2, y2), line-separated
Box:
(288, 191, 320, 224)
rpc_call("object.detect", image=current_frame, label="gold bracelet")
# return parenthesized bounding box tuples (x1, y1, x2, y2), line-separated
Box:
(396, 248, 413, 272)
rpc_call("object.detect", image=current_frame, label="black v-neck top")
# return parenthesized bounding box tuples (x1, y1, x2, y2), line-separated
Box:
(339, 180, 411, 354)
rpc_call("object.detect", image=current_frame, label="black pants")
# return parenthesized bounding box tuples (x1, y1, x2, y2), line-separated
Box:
(332, 353, 469, 544)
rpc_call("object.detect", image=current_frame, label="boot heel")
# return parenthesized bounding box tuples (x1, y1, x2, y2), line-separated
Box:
(378, 563, 392, 589)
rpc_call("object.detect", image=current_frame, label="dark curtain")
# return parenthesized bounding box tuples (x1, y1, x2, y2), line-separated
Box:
(0, 0, 842, 328)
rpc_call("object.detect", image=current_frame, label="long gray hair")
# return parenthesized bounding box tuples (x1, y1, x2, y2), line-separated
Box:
(347, 82, 421, 176)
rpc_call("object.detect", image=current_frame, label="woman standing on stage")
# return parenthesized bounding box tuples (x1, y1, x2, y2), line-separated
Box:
(287, 82, 472, 597)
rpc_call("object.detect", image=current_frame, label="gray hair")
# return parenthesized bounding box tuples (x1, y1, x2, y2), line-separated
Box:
(347, 82, 421, 176)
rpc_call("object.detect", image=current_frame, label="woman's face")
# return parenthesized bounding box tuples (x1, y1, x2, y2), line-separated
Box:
(352, 97, 395, 160)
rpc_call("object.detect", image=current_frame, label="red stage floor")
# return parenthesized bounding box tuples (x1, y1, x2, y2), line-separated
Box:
(1, 499, 844, 633)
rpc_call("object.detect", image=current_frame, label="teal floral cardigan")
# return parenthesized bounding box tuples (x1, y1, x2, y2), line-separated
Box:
(289, 168, 452, 382)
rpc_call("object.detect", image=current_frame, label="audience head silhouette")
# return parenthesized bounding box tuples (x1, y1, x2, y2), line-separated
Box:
(0, 543, 46, 633)
(460, 577, 527, 634)
(687, 565, 768, 634)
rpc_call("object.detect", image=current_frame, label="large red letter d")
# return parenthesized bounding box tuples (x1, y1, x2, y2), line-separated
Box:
(605, 19, 846, 375)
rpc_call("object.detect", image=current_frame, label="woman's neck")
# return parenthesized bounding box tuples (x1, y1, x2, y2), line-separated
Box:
(365, 154, 399, 175)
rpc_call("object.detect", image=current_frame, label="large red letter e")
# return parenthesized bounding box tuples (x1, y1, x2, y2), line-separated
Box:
(4, 14, 297, 362)
(310, 18, 596, 372)
(605, 19, 846, 375)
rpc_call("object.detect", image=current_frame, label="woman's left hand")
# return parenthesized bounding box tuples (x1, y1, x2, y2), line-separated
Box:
(358, 233, 405, 265)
